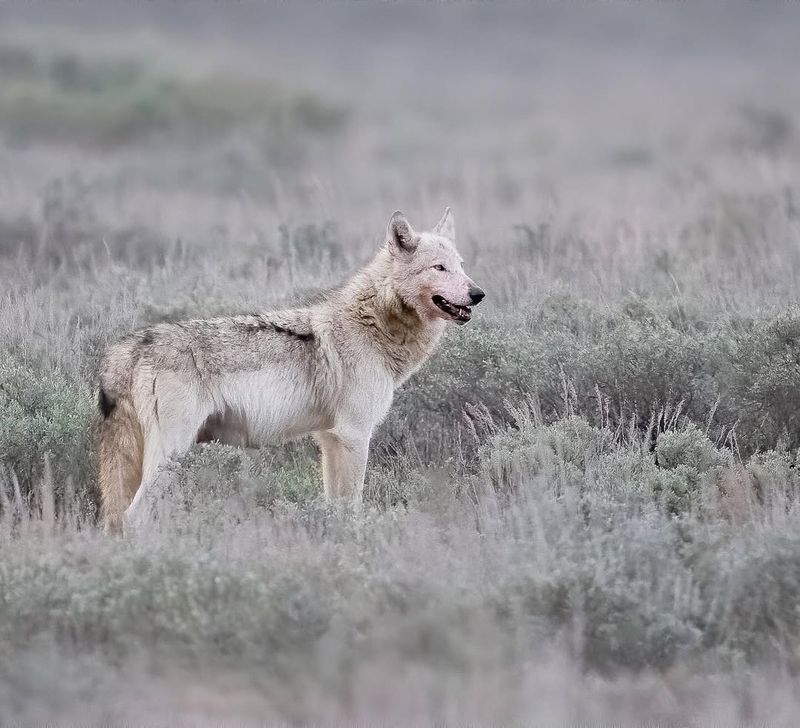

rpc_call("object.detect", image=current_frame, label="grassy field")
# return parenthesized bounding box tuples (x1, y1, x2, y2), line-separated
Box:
(3, 5, 800, 725)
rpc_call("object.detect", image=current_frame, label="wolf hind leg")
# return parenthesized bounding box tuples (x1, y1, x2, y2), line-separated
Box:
(123, 416, 203, 534)
(315, 428, 370, 503)
(123, 468, 181, 535)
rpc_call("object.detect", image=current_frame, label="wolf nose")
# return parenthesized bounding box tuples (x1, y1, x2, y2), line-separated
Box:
(469, 287, 485, 305)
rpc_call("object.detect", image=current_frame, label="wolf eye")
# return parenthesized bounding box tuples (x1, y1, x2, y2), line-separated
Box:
(433, 264, 447, 272)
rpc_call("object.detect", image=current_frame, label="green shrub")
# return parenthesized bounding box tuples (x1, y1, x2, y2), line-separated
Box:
(0, 357, 93, 511)
(160, 442, 322, 531)
(656, 424, 726, 473)
(382, 294, 729, 462)
(704, 531, 800, 661)
(478, 414, 614, 494)
(653, 424, 728, 511)
(478, 414, 730, 515)
(727, 308, 800, 452)
(382, 295, 800, 465)
(745, 449, 800, 503)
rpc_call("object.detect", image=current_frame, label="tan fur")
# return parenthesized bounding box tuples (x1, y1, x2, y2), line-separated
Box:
(98, 395, 143, 533)
(96, 209, 484, 533)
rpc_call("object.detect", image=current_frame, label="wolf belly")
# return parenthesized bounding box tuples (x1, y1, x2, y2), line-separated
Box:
(215, 369, 331, 444)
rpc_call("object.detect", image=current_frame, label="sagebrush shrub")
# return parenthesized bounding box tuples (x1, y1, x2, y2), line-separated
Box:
(382, 294, 733, 463)
(0, 357, 93, 511)
(478, 414, 614, 494)
(154, 442, 323, 532)
(726, 308, 800, 452)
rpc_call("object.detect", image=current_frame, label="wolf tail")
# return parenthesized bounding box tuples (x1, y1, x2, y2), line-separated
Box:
(97, 383, 143, 534)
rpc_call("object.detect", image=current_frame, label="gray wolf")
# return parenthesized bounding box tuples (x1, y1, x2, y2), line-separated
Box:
(97, 208, 485, 532)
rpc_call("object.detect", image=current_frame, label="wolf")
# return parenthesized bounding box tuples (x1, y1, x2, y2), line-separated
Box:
(97, 208, 485, 532)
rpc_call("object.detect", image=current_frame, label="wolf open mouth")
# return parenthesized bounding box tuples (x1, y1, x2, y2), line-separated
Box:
(432, 295, 472, 324)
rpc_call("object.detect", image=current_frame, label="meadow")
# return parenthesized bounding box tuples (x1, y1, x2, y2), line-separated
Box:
(2, 6, 800, 724)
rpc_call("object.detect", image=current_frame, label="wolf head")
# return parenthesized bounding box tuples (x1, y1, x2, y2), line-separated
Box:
(386, 208, 485, 325)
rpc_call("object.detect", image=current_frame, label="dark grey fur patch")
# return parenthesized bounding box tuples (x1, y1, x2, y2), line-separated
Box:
(271, 322, 314, 342)
(240, 316, 314, 342)
(139, 329, 155, 345)
(98, 387, 116, 419)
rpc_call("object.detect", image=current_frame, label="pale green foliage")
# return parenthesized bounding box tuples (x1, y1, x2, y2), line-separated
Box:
(656, 424, 726, 473)
(479, 414, 613, 493)
(0, 357, 94, 508)
(479, 414, 733, 515)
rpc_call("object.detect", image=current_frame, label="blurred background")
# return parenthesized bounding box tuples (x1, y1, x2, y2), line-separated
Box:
(3, 4, 800, 725)
(1, 4, 797, 259)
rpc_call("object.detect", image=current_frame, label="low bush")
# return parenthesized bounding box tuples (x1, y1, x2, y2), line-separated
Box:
(0, 356, 94, 514)
(383, 297, 800, 465)
(725, 307, 800, 452)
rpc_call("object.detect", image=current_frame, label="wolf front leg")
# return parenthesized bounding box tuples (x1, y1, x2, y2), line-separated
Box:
(316, 429, 371, 503)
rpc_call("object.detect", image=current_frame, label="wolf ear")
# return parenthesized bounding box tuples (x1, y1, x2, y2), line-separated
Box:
(388, 211, 418, 252)
(433, 207, 454, 240)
